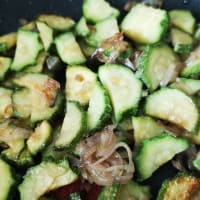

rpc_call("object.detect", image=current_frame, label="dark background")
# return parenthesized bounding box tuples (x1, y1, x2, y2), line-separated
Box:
(0, 0, 200, 34)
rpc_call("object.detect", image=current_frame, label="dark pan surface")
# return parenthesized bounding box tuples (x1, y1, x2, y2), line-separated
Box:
(0, 0, 199, 198)
(1, 0, 200, 34)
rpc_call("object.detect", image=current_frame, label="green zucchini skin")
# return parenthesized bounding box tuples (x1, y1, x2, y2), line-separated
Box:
(135, 133, 189, 181)
(98, 184, 119, 200)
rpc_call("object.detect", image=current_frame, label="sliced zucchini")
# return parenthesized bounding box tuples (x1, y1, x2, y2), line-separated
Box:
(0, 57, 12, 80)
(27, 120, 52, 155)
(66, 65, 97, 105)
(0, 119, 31, 146)
(138, 43, 179, 91)
(117, 118, 133, 132)
(0, 159, 16, 200)
(93, 16, 119, 46)
(193, 152, 200, 171)
(75, 17, 90, 37)
(55, 32, 86, 65)
(12, 88, 32, 119)
(24, 52, 48, 73)
(83, 0, 119, 23)
(11, 29, 43, 71)
(170, 77, 200, 95)
(121, 4, 168, 44)
(36, 21, 53, 51)
(20, 21, 36, 30)
(19, 159, 77, 200)
(12, 87, 63, 124)
(37, 14, 75, 31)
(13, 73, 60, 107)
(135, 133, 189, 181)
(157, 174, 200, 200)
(0, 32, 17, 52)
(2, 147, 34, 168)
(87, 81, 112, 132)
(145, 88, 199, 132)
(116, 181, 151, 200)
(170, 28, 193, 54)
(54, 101, 86, 149)
(181, 45, 200, 77)
(169, 10, 196, 34)
(132, 116, 163, 146)
(98, 185, 119, 200)
(0, 87, 13, 119)
(98, 64, 143, 123)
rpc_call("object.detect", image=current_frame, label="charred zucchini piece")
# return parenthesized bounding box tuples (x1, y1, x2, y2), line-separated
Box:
(36, 21, 53, 51)
(132, 116, 163, 146)
(0, 159, 16, 200)
(0, 57, 12, 80)
(98, 185, 119, 200)
(170, 77, 200, 95)
(83, 0, 119, 23)
(116, 181, 151, 200)
(37, 14, 75, 31)
(169, 10, 196, 34)
(11, 29, 43, 71)
(0, 87, 13, 119)
(98, 64, 142, 123)
(54, 101, 86, 149)
(27, 120, 52, 155)
(0, 32, 17, 52)
(55, 32, 86, 65)
(181, 46, 200, 77)
(18, 159, 77, 200)
(138, 43, 179, 91)
(170, 28, 193, 54)
(145, 88, 199, 132)
(157, 174, 200, 200)
(87, 81, 112, 132)
(135, 133, 189, 181)
(121, 4, 168, 44)
(66, 65, 97, 105)
(13, 73, 60, 106)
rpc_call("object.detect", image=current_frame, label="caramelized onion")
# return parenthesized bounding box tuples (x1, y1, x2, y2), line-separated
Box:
(76, 125, 134, 186)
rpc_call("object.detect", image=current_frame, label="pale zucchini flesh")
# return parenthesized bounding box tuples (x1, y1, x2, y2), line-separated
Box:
(37, 14, 75, 31)
(11, 29, 43, 71)
(75, 17, 90, 37)
(169, 10, 196, 34)
(0, 159, 15, 200)
(98, 64, 142, 123)
(138, 44, 179, 91)
(55, 101, 86, 149)
(83, 0, 119, 23)
(135, 133, 189, 181)
(55, 32, 86, 65)
(0, 87, 13, 119)
(170, 77, 200, 95)
(132, 116, 163, 146)
(0, 32, 17, 52)
(170, 28, 193, 54)
(27, 120, 52, 155)
(121, 4, 169, 44)
(181, 45, 200, 77)
(66, 65, 97, 105)
(145, 88, 199, 132)
(0, 57, 12, 80)
(87, 81, 112, 132)
(36, 21, 53, 51)
(19, 159, 77, 200)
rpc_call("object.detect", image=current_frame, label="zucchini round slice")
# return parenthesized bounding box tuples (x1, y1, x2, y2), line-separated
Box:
(98, 64, 142, 123)
(145, 88, 199, 132)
